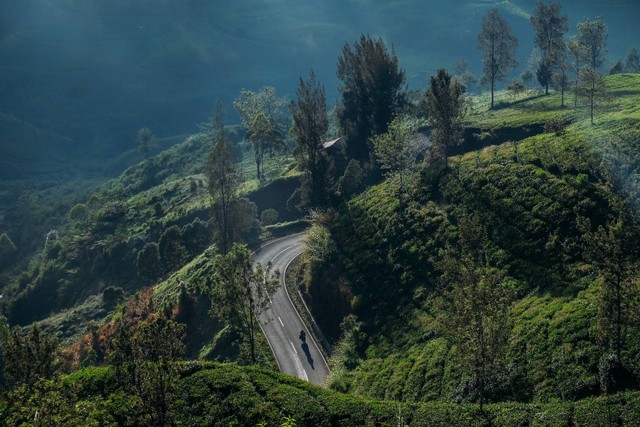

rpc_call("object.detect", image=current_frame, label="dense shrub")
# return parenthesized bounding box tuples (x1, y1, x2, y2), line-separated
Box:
(544, 118, 567, 136)
(180, 218, 211, 257)
(67, 203, 90, 224)
(102, 286, 125, 308)
(260, 208, 279, 226)
(158, 226, 187, 272)
(3, 364, 640, 426)
(96, 200, 128, 224)
(337, 159, 364, 200)
(137, 242, 162, 282)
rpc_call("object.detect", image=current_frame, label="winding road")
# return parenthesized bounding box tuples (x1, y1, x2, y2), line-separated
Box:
(253, 233, 330, 385)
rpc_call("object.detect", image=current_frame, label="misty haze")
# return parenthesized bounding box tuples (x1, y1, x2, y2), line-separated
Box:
(1, 0, 640, 425)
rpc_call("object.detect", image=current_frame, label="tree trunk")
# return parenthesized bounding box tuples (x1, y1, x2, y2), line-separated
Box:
(616, 274, 622, 361)
(220, 187, 229, 254)
(255, 153, 261, 180)
(574, 68, 579, 109)
(479, 327, 486, 412)
(490, 79, 495, 110)
(249, 299, 256, 364)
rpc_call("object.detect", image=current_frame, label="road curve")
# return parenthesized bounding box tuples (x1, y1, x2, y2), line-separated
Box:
(253, 233, 330, 385)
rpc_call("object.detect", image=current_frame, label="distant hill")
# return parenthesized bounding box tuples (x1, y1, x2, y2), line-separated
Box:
(0, 113, 77, 180)
(1, 0, 638, 160)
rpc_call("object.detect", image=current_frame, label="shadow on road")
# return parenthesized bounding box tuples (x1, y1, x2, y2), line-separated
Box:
(301, 342, 314, 369)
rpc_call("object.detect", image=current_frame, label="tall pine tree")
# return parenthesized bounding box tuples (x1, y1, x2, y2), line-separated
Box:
(337, 34, 406, 162)
(205, 106, 242, 254)
(290, 71, 331, 209)
(425, 68, 466, 167)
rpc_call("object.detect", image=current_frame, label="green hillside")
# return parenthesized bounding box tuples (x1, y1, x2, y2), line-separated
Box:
(2, 363, 639, 426)
(320, 74, 640, 403)
(0, 129, 297, 337)
(2, 74, 640, 425)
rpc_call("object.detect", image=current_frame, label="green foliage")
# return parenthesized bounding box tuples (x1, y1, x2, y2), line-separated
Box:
(291, 70, 331, 209)
(260, 208, 279, 226)
(229, 197, 260, 247)
(576, 16, 608, 71)
(373, 115, 420, 184)
(478, 8, 518, 109)
(544, 118, 567, 135)
(425, 69, 466, 166)
(610, 60, 625, 76)
(110, 133, 211, 194)
(436, 213, 517, 409)
(507, 80, 527, 98)
(453, 58, 479, 93)
(3, 324, 58, 391)
(67, 203, 91, 224)
(587, 211, 640, 393)
(96, 200, 128, 224)
(536, 59, 554, 93)
(306, 221, 336, 268)
(153, 247, 218, 310)
(204, 244, 278, 364)
(102, 286, 124, 308)
(336, 34, 406, 161)
(576, 67, 609, 124)
(246, 112, 286, 180)
(180, 218, 212, 257)
(0, 105, 294, 337)
(108, 315, 185, 426)
(625, 47, 640, 73)
(206, 135, 243, 253)
(3, 362, 640, 426)
(325, 74, 640, 403)
(530, 0, 568, 95)
(158, 225, 187, 272)
(233, 86, 290, 135)
(137, 242, 162, 283)
(337, 159, 364, 200)
(0, 316, 8, 390)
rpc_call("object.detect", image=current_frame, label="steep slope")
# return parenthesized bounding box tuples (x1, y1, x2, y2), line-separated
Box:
(0, 129, 298, 340)
(321, 74, 640, 403)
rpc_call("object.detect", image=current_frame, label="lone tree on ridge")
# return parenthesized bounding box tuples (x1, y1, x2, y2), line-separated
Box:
(478, 9, 518, 109)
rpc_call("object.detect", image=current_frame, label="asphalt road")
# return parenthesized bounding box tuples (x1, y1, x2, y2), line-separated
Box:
(253, 233, 330, 385)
